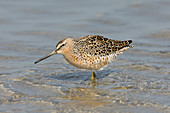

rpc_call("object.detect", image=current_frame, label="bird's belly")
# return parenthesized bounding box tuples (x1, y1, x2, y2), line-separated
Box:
(63, 54, 114, 70)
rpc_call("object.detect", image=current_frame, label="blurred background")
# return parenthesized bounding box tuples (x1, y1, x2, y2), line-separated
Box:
(0, 0, 169, 112)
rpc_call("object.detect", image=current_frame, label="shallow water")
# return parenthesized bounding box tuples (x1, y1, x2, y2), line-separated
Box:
(0, 0, 170, 112)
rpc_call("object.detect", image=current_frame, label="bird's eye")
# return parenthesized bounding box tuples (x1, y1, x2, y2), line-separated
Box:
(58, 43, 66, 50)
(60, 43, 66, 47)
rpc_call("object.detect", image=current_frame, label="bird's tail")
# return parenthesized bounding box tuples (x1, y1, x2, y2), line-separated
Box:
(113, 40, 133, 54)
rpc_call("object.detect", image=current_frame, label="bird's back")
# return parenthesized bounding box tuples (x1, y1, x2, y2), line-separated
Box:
(65, 35, 132, 70)
(73, 35, 132, 56)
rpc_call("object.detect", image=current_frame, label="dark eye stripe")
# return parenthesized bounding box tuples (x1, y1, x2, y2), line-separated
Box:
(61, 44, 65, 47)
(56, 43, 66, 51)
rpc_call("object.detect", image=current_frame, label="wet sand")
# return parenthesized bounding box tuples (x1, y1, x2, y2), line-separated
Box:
(0, 0, 170, 112)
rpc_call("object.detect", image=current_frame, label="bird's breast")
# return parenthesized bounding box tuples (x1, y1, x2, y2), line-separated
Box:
(63, 52, 117, 70)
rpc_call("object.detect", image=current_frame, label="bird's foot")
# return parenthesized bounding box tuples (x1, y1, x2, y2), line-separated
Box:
(90, 71, 97, 81)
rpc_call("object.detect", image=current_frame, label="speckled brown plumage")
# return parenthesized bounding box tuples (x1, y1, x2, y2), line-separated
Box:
(55, 35, 133, 70)
(73, 35, 132, 57)
(35, 35, 133, 79)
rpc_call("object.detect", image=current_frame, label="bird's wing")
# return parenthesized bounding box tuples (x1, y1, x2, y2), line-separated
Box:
(74, 35, 132, 56)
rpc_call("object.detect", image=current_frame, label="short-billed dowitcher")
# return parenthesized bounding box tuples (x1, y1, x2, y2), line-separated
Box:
(35, 35, 133, 80)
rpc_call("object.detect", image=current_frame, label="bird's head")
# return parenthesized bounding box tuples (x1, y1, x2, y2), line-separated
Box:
(34, 38, 72, 64)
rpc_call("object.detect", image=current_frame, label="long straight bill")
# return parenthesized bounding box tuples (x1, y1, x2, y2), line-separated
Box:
(34, 50, 56, 64)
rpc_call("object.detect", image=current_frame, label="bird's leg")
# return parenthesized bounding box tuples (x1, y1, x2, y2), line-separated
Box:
(90, 71, 96, 81)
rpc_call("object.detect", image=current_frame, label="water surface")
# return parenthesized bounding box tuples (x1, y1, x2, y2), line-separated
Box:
(0, 0, 170, 112)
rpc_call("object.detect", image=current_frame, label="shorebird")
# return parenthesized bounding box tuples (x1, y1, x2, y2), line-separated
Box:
(35, 35, 133, 80)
